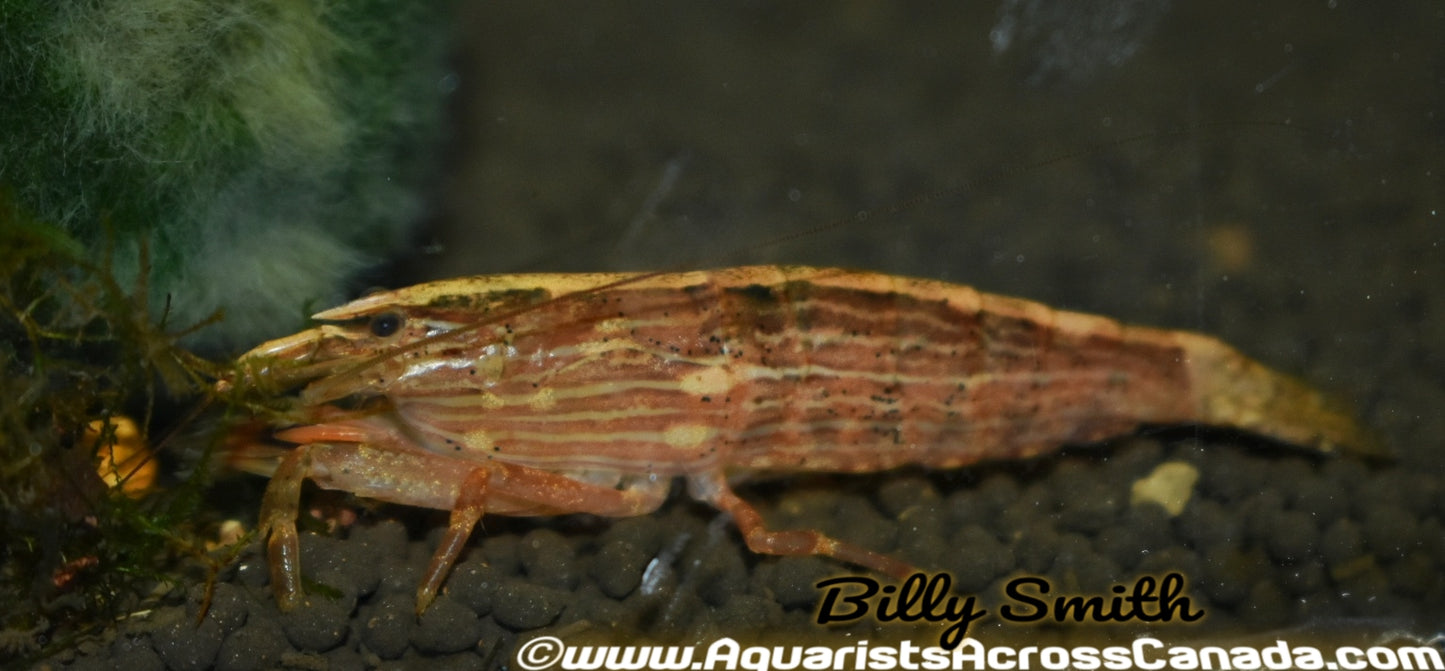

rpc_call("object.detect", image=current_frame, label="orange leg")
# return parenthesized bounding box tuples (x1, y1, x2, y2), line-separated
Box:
(690, 472, 916, 579)
(413, 462, 670, 612)
(255, 438, 671, 613)
(256, 446, 311, 611)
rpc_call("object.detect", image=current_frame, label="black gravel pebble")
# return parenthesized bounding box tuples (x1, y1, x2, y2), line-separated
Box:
(1096, 504, 1172, 568)
(1262, 509, 1320, 564)
(1275, 561, 1327, 597)
(280, 596, 353, 652)
(489, 579, 569, 630)
(446, 555, 503, 615)
(1287, 471, 1348, 520)
(1238, 580, 1291, 625)
(1055, 479, 1123, 534)
(760, 556, 835, 610)
(998, 481, 1056, 532)
(359, 594, 413, 659)
(687, 536, 751, 607)
(1361, 503, 1419, 559)
(1198, 546, 1265, 607)
(195, 582, 249, 636)
(875, 474, 939, 517)
(829, 495, 900, 551)
(1387, 551, 1439, 597)
(214, 616, 288, 671)
(946, 524, 1011, 592)
(894, 502, 951, 563)
(1197, 448, 1266, 504)
(1012, 524, 1061, 574)
(151, 614, 223, 671)
(99, 639, 166, 671)
(518, 528, 580, 590)
(476, 533, 523, 575)
(713, 592, 783, 631)
(1175, 498, 1242, 550)
(412, 595, 483, 655)
(324, 645, 368, 671)
(405, 649, 487, 671)
(1242, 489, 1287, 545)
(229, 548, 271, 591)
(1319, 518, 1365, 567)
(949, 472, 1019, 529)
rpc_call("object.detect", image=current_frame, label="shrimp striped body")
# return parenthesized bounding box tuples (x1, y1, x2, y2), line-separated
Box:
(229, 266, 1378, 613)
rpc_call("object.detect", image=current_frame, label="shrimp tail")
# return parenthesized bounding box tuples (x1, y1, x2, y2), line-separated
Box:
(1180, 333, 1388, 458)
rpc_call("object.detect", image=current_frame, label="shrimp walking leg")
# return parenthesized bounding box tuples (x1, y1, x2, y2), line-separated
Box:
(255, 436, 674, 611)
(690, 473, 915, 578)
(415, 461, 671, 612)
(256, 446, 311, 612)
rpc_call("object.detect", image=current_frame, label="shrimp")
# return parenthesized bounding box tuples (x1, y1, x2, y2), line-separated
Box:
(224, 265, 1381, 613)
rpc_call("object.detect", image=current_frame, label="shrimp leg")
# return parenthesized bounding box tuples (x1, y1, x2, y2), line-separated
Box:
(688, 472, 915, 579)
(254, 440, 672, 612)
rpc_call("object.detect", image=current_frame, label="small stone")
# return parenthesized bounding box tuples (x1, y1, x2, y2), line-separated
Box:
(1134, 544, 1203, 581)
(946, 524, 1011, 592)
(1242, 489, 1287, 545)
(876, 475, 939, 517)
(713, 593, 782, 632)
(489, 579, 569, 630)
(956, 472, 1019, 528)
(104, 638, 166, 671)
(1287, 471, 1347, 520)
(359, 595, 412, 660)
(1361, 503, 1418, 559)
(412, 595, 483, 655)
(447, 556, 503, 615)
(1199, 547, 1264, 607)
(1263, 509, 1319, 564)
(215, 616, 288, 671)
(1387, 551, 1439, 596)
(280, 596, 352, 652)
(277, 651, 328, 671)
(1056, 480, 1122, 533)
(518, 528, 579, 591)
(1197, 449, 1262, 504)
(440, 650, 493, 671)
(151, 613, 224, 671)
(324, 645, 368, 671)
(591, 539, 648, 599)
(1319, 518, 1365, 567)
(1275, 562, 1326, 597)
(687, 538, 750, 607)
(1175, 498, 1241, 550)
(1237, 580, 1291, 625)
(191, 582, 249, 635)
(760, 556, 835, 609)
(1011, 523, 1060, 575)
(1129, 461, 1198, 516)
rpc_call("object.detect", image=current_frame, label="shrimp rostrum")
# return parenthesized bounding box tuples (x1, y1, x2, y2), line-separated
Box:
(225, 266, 1381, 613)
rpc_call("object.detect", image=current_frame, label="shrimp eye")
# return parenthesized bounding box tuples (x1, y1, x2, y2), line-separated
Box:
(369, 312, 403, 337)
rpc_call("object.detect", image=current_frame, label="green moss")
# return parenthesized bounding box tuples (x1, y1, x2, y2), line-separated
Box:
(0, 0, 453, 662)
(1, 0, 450, 351)
(0, 196, 228, 665)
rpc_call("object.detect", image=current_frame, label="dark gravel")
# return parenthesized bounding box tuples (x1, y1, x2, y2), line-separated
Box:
(46, 0, 1443, 668)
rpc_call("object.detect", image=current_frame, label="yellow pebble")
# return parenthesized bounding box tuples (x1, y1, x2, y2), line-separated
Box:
(1129, 461, 1199, 517)
(88, 416, 156, 498)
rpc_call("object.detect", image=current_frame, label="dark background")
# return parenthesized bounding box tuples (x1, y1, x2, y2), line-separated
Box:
(67, 2, 1444, 666)
(426, 2, 1442, 472)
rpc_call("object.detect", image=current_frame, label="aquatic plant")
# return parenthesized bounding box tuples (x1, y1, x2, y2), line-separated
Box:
(1, 0, 448, 351)
(0, 198, 228, 665)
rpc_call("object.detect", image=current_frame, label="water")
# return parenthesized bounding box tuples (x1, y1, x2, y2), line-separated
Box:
(66, 2, 1443, 666)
